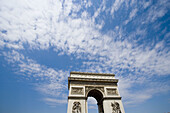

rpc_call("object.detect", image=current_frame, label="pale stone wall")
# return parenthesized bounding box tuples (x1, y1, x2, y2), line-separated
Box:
(69, 85, 85, 97)
(105, 86, 121, 97)
(70, 74, 115, 79)
(103, 100, 125, 113)
(67, 72, 125, 113)
(67, 99, 86, 113)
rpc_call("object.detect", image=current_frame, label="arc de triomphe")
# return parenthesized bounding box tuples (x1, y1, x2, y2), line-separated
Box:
(67, 72, 125, 113)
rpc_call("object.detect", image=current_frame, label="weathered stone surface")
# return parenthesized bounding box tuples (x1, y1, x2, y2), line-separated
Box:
(72, 102, 81, 113)
(71, 87, 84, 95)
(67, 72, 125, 113)
(111, 102, 122, 113)
(107, 88, 117, 95)
(85, 86, 104, 96)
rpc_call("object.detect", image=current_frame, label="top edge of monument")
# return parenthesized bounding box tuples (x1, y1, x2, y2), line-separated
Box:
(70, 71, 115, 76)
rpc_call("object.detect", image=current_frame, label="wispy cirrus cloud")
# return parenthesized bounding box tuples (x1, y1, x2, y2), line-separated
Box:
(110, 0, 125, 17)
(0, 0, 169, 107)
(142, 0, 169, 24)
(44, 98, 67, 105)
(124, 8, 138, 25)
(2, 50, 68, 104)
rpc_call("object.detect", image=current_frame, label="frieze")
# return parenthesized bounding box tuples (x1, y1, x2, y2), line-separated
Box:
(70, 81, 117, 86)
(68, 77, 118, 83)
(71, 87, 83, 95)
(107, 88, 117, 95)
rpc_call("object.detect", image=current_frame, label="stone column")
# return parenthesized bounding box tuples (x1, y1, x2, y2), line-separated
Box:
(98, 103, 104, 113)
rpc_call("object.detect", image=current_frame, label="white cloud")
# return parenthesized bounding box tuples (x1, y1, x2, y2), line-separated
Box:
(87, 97, 97, 105)
(3, 50, 68, 102)
(88, 105, 97, 109)
(0, 0, 169, 107)
(110, 0, 124, 17)
(92, 0, 106, 19)
(44, 98, 67, 105)
(119, 76, 170, 106)
(143, 0, 169, 23)
(85, 0, 92, 8)
(18, 59, 68, 97)
(3, 50, 25, 63)
(87, 97, 97, 109)
(124, 8, 138, 25)
(143, 1, 151, 9)
(129, 8, 138, 19)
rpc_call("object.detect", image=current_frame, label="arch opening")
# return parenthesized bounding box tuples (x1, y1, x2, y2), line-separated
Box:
(87, 89, 104, 113)
(87, 97, 98, 113)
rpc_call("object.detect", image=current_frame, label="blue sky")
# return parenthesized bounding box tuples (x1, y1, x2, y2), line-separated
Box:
(0, 0, 170, 113)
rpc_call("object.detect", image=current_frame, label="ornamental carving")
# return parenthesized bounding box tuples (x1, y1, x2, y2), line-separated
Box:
(71, 87, 83, 95)
(72, 102, 81, 113)
(107, 88, 117, 95)
(111, 102, 121, 113)
(85, 86, 104, 96)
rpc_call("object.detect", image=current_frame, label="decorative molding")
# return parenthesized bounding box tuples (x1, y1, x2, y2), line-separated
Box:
(71, 87, 83, 95)
(68, 77, 118, 89)
(107, 88, 117, 95)
(72, 102, 81, 113)
(69, 81, 117, 86)
(111, 102, 122, 113)
(85, 86, 104, 96)
(70, 71, 115, 76)
(68, 77, 118, 83)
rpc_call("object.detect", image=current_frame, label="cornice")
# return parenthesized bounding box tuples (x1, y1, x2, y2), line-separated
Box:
(70, 71, 115, 76)
(68, 77, 118, 83)
(68, 77, 118, 89)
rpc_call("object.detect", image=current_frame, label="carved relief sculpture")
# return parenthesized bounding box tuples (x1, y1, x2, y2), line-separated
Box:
(111, 102, 121, 113)
(67, 72, 125, 113)
(72, 102, 81, 113)
(107, 88, 117, 95)
(85, 86, 104, 95)
(71, 87, 83, 95)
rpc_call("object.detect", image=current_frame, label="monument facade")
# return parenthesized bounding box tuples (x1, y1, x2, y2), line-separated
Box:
(67, 72, 125, 113)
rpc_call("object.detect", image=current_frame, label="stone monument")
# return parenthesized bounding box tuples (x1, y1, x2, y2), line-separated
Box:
(67, 72, 125, 113)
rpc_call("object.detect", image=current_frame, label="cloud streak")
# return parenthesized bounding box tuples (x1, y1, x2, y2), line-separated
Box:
(2, 50, 68, 104)
(0, 0, 169, 107)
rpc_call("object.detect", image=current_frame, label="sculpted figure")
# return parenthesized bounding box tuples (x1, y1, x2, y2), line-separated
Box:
(111, 102, 121, 113)
(72, 102, 81, 113)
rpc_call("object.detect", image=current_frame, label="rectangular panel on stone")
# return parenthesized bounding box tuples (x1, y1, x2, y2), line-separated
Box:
(71, 87, 84, 95)
(107, 88, 117, 95)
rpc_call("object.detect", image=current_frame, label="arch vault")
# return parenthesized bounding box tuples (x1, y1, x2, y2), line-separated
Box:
(67, 72, 125, 113)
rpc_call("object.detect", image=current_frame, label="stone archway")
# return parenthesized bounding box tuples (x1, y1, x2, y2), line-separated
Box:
(87, 89, 104, 113)
(67, 72, 125, 113)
